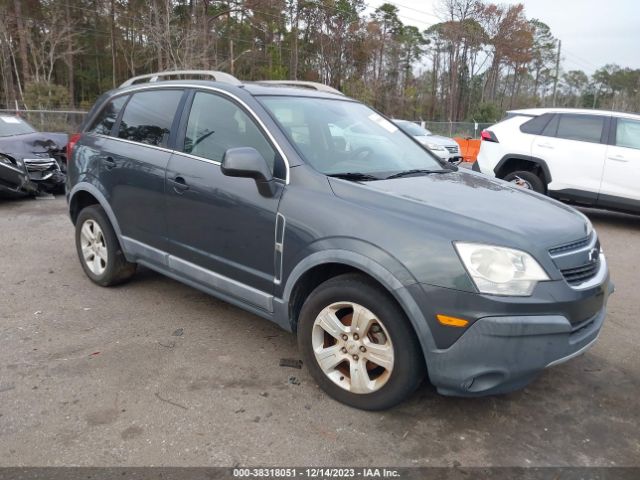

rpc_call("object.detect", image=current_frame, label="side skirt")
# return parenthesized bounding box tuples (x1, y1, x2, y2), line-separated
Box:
(121, 236, 291, 330)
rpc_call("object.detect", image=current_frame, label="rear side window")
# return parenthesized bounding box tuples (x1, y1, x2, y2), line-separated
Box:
(118, 90, 183, 147)
(555, 114, 605, 143)
(615, 118, 640, 150)
(87, 96, 127, 136)
(520, 114, 553, 135)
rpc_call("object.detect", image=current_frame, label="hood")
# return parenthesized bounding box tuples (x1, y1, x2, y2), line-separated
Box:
(0, 131, 68, 157)
(415, 134, 457, 147)
(329, 170, 589, 249)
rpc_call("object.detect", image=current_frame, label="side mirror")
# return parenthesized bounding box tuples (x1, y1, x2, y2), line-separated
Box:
(221, 147, 277, 197)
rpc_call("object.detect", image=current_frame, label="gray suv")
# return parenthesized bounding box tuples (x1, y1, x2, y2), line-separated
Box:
(66, 71, 612, 410)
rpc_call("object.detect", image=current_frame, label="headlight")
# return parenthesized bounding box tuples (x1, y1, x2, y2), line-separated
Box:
(455, 242, 550, 296)
(426, 143, 446, 151)
(0, 154, 13, 165)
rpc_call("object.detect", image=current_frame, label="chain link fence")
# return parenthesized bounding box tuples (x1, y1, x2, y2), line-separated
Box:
(417, 121, 494, 139)
(0, 109, 494, 139)
(0, 109, 87, 133)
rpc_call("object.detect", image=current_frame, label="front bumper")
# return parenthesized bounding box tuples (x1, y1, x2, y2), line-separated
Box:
(0, 157, 64, 196)
(430, 149, 462, 163)
(408, 265, 612, 396)
(428, 303, 607, 396)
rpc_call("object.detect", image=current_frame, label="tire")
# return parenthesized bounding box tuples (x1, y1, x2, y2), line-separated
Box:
(75, 205, 136, 286)
(297, 273, 425, 410)
(503, 170, 545, 194)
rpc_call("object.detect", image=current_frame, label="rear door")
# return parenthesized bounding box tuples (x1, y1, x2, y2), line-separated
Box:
(164, 89, 285, 304)
(101, 88, 185, 250)
(599, 117, 640, 212)
(531, 113, 609, 201)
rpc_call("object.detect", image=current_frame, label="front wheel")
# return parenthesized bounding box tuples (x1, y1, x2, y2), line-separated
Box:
(297, 274, 425, 410)
(503, 170, 545, 194)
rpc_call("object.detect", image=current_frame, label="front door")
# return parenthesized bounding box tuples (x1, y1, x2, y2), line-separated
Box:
(532, 113, 608, 201)
(165, 90, 285, 307)
(600, 117, 640, 212)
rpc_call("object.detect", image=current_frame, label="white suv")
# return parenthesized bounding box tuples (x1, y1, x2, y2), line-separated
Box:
(475, 108, 640, 214)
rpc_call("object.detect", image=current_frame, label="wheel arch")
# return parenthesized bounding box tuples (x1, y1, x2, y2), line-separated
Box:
(281, 250, 438, 358)
(68, 183, 125, 248)
(494, 154, 552, 185)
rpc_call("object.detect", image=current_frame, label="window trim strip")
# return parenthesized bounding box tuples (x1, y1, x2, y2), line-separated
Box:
(84, 83, 291, 184)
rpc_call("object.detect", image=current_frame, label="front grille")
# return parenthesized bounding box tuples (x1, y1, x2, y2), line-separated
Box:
(24, 158, 59, 180)
(549, 236, 590, 255)
(24, 158, 57, 172)
(561, 260, 600, 285)
(549, 234, 601, 287)
(445, 145, 459, 154)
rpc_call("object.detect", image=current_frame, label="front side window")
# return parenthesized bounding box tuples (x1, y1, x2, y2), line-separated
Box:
(259, 96, 443, 178)
(118, 90, 183, 147)
(183, 92, 277, 174)
(87, 95, 127, 136)
(555, 114, 604, 143)
(615, 118, 640, 150)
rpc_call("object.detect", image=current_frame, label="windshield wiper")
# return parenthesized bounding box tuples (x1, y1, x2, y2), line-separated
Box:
(328, 172, 380, 181)
(385, 169, 449, 179)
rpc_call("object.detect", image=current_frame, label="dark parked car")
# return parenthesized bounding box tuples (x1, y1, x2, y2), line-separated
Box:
(0, 115, 67, 197)
(66, 71, 613, 410)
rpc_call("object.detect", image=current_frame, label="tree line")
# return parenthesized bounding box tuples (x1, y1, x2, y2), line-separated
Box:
(0, 0, 638, 122)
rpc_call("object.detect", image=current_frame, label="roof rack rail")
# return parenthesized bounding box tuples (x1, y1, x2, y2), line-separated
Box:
(254, 80, 343, 95)
(119, 70, 242, 88)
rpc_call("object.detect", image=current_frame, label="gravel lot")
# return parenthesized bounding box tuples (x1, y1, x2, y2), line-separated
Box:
(0, 196, 638, 467)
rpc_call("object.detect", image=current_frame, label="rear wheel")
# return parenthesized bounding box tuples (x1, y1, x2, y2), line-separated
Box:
(297, 274, 425, 410)
(503, 170, 545, 194)
(75, 205, 136, 286)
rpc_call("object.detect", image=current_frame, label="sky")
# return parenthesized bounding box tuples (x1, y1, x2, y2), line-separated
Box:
(366, 0, 640, 75)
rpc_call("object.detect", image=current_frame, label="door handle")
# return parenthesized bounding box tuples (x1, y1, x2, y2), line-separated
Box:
(537, 143, 554, 149)
(103, 156, 116, 169)
(608, 155, 628, 162)
(170, 176, 189, 194)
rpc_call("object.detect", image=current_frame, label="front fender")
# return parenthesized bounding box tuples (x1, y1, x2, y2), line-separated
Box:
(278, 248, 438, 355)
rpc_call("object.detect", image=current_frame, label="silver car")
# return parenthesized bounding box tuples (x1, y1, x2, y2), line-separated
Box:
(394, 120, 462, 163)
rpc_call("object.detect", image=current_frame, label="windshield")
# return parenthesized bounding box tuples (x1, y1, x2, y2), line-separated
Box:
(395, 120, 432, 137)
(259, 96, 443, 178)
(0, 116, 36, 136)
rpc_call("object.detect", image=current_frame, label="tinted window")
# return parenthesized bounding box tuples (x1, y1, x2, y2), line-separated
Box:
(556, 114, 604, 143)
(183, 92, 277, 174)
(520, 113, 553, 135)
(615, 118, 640, 150)
(118, 90, 182, 147)
(541, 114, 559, 137)
(87, 95, 127, 136)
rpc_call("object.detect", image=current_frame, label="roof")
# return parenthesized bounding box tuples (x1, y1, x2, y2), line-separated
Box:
(508, 107, 640, 120)
(116, 70, 347, 99)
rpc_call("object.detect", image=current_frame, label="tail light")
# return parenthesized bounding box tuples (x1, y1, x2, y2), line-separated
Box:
(481, 130, 499, 143)
(67, 133, 82, 162)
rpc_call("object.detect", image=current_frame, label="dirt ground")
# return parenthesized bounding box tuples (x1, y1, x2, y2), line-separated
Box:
(0, 197, 638, 466)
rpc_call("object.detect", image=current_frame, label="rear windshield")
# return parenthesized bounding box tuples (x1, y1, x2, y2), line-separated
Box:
(0, 116, 36, 136)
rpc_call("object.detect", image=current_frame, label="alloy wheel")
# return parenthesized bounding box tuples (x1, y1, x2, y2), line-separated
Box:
(311, 302, 394, 394)
(80, 219, 108, 275)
